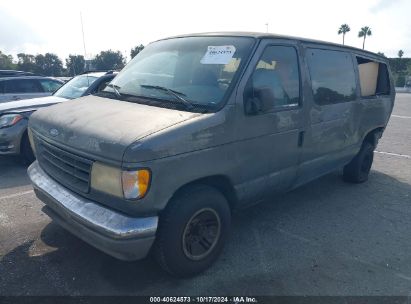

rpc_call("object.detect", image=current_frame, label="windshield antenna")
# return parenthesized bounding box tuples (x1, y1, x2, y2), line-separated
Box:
(80, 12, 90, 86)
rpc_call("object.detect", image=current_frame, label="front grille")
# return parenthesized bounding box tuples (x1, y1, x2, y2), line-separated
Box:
(37, 138, 93, 193)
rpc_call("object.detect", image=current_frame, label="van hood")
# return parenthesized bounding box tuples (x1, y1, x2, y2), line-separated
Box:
(29, 95, 200, 162)
(0, 96, 67, 114)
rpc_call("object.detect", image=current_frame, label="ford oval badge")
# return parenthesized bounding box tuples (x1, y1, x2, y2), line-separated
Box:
(49, 128, 59, 137)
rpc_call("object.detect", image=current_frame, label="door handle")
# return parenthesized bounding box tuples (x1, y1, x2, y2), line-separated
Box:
(298, 131, 305, 147)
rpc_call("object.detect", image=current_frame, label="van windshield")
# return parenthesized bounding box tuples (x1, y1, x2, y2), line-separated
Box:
(103, 36, 255, 111)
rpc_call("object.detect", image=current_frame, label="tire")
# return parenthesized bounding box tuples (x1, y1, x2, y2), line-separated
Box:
(153, 184, 231, 277)
(343, 141, 375, 183)
(20, 133, 35, 165)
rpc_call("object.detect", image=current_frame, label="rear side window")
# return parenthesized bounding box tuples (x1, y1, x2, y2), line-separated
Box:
(4, 79, 43, 94)
(0, 81, 4, 94)
(356, 57, 390, 97)
(39, 79, 62, 93)
(307, 49, 357, 105)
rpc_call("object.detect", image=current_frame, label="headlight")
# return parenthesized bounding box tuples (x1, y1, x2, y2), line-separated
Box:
(90, 162, 151, 200)
(90, 162, 123, 197)
(0, 114, 23, 128)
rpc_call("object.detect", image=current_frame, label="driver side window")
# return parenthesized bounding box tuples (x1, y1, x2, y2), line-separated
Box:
(249, 45, 300, 110)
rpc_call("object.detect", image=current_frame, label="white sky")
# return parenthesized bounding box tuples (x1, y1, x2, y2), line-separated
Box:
(0, 0, 410, 63)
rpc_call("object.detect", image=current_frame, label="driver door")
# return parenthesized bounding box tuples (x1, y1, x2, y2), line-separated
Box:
(233, 40, 305, 204)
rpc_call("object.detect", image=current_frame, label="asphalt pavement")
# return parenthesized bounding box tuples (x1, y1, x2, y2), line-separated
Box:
(0, 94, 411, 296)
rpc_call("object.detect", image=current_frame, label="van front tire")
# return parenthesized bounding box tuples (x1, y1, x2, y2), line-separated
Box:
(343, 142, 375, 183)
(153, 185, 231, 277)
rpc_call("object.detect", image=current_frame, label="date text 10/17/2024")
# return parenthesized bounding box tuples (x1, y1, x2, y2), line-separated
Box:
(149, 297, 258, 303)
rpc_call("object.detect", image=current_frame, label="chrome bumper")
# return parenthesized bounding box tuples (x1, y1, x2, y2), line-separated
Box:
(28, 161, 158, 261)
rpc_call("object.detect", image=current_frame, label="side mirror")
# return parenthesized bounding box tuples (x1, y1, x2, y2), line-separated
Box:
(244, 86, 275, 115)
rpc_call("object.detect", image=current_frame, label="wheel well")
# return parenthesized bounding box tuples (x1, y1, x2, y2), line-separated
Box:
(20, 130, 29, 153)
(363, 127, 384, 147)
(172, 175, 238, 211)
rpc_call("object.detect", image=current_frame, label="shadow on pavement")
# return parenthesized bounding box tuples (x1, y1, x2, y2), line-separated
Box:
(0, 156, 32, 189)
(1, 170, 411, 295)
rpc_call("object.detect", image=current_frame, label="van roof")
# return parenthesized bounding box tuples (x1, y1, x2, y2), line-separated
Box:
(160, 32, 386, 60)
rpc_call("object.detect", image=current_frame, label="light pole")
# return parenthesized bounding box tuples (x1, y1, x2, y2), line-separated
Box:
(265, 23, 269, 33)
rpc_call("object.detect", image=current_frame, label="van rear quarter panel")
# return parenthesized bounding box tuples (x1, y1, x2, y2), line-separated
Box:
(355, 96, 394, 145)
(350, 52, 395, 147)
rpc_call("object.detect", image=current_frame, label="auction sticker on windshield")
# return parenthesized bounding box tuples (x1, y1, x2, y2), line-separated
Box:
(200, 45, 236, 64)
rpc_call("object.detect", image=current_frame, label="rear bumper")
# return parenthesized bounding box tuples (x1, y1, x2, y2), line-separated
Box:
(28, 161, 158, 261)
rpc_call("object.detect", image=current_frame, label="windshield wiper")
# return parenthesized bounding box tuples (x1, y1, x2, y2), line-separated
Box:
(106, 83, 122, 98)
(140, 85, 193, 109)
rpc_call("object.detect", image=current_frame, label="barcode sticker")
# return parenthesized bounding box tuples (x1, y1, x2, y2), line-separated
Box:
(200, 45, 236, 64)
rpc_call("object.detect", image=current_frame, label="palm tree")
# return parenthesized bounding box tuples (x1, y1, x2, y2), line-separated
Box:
(398, 50, 404, 58)
(338, 24, 351, 45)
(358, 26, 372, 49)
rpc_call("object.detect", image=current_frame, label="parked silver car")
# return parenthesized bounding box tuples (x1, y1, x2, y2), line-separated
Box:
(0, 71, 116, 162)
(0, 76, 63, 103)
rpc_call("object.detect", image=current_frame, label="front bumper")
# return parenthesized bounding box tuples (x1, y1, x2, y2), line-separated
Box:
(28, 161, 158, 261)
(0, 122, 26, 155)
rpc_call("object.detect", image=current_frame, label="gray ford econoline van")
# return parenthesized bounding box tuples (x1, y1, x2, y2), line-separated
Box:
(27, 32, 395, 277)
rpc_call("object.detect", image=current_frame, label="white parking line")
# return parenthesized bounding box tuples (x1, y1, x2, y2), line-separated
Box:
(0, 190, 34, 201)
(375, 151, 411, 159)
(392, 115, 411, 119)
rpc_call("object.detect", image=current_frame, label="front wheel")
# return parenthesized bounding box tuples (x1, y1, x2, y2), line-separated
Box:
(153, 185, 231, 277)
(343, 142, 375, 183)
